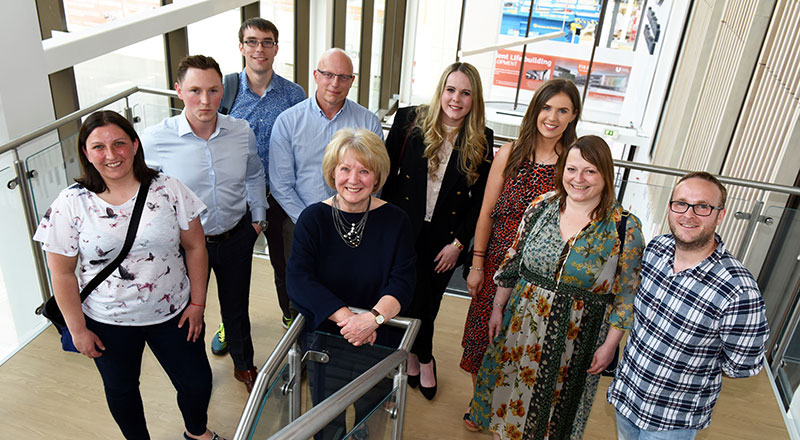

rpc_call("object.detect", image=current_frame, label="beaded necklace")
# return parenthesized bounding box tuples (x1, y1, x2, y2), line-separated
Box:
(331, 195, 370, 248)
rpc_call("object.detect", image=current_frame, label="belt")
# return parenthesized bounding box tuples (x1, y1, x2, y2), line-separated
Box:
(205, 214, 249, 243)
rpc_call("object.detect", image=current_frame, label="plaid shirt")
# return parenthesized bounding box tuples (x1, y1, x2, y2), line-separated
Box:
(607, 233, 769, 431)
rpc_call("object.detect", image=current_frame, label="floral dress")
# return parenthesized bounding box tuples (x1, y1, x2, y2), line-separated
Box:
(470, 192, 644, 440)
(461, 161, 556, 373)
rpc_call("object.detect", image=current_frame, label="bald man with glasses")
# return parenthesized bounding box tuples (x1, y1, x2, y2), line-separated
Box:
(268, 48, 382, 271)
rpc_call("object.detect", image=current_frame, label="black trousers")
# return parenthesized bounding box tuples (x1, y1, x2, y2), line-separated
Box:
(206, 215, 258, 370)
(266, 193, 293, 319)
(407, 222, 454, 364)
(88, 312, 212, 440)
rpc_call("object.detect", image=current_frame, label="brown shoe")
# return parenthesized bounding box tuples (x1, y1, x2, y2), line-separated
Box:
(234, 367, 257, 393)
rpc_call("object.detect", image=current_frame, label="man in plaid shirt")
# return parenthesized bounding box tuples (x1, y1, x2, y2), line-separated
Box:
(607, 172, 769, 439)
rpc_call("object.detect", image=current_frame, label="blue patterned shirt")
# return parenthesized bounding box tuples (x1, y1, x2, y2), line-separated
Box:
(607, 233, 769, 431)
(228, 70, 306, 186)
(269, 96, 383, 223)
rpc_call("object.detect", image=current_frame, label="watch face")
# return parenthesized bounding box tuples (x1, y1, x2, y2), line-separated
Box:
(376, 315, 385, 325)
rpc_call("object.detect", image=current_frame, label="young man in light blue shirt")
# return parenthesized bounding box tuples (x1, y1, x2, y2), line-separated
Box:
(142, 55, 268, 394)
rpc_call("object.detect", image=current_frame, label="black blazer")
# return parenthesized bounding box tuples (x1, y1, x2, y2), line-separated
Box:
(382, 106, 493, 257)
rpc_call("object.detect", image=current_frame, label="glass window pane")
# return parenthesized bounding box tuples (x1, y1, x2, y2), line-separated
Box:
(62, 0, 160, 34)
(345, 0, 363, 101)
(261, 0, 297, 82)
(368, 0, 386, 112)
(187, 9, 243, 76)
(73, 36, 169, 121)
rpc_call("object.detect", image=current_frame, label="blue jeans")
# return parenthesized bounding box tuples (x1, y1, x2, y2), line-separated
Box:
(616, 410, 698, 440)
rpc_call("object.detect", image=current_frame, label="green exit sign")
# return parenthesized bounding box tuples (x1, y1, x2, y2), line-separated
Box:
(603, 129, 616, 137)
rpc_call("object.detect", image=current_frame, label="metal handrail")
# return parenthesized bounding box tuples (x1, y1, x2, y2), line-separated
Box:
(233, 308, 420, 440)
(268, 350, 408, 440)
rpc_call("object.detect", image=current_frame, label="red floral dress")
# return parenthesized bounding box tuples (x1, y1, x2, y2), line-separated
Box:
(460, 160, 555, 373)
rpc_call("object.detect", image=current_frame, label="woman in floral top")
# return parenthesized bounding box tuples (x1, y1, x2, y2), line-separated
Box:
(468, 135, 645, 440)
(33, 111, 223, 440)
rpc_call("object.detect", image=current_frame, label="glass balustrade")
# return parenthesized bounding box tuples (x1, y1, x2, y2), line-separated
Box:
(247, 362, 292, 440)
(342, 387, 398, 440)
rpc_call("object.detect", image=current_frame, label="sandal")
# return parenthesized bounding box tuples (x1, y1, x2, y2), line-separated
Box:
(463, 412, 479, 432)
(184, 430, 226, 440)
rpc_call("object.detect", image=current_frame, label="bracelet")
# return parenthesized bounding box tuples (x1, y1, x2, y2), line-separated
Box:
(470, 266, 484, 271)
(189, 302, 205, 308)
(492, 301, 505, 308)
(452, 239, 464, 251)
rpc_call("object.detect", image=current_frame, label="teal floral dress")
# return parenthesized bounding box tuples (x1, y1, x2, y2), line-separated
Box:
(469, 192, 644, 440)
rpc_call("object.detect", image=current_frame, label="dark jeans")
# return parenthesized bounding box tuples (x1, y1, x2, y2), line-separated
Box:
(266, 193, 293, 319)
(206, 215, 259, 370)
(302, 332, 394, 440)
(87, 312, 212, 440)
(407, 222, 454, 364)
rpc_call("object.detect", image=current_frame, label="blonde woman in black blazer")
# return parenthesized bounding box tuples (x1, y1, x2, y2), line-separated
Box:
(382, 62, 493, 400)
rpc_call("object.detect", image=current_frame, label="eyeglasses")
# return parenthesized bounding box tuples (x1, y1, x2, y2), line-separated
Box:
(243, 39, 277, 48)
(316, 69, 356, 82)
(669, 201, 723, 217)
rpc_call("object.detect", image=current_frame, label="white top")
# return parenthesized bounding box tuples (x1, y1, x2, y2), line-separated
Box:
(33, 174, 206, 326)
(424, 125, 457, 222)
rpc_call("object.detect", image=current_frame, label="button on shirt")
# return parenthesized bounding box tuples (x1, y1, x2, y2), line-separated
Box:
(229, 70, 306, 186)
(141, 111, 268, 235)
(607, 233, 769, 431)
(269, 97, 383, 223)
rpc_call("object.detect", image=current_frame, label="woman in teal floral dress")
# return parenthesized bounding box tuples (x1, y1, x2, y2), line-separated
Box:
(468, 135, 644, 440)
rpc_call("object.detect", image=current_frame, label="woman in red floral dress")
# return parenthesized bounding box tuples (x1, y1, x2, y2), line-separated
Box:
(460, 79, 582, 430)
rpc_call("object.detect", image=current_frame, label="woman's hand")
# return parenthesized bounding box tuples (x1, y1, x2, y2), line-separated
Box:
(434, 244, 462, 273)
(179, 303, 205, 342)
(337, 312, 379, 346)
(466, 268, 484, 299)
(487, 305, 504, 340)
(71, 327, 105, 358)
(587, 341, 617, 375)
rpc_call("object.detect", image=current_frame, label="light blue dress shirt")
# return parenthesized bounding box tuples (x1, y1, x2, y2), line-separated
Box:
(141, 111, 268, 235)
(269, 96, 383, 223)
(229, 71, 306, 186)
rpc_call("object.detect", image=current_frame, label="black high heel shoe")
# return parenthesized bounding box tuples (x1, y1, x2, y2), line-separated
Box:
(419, 357, 437, 400)
(407, 373, 420, 388)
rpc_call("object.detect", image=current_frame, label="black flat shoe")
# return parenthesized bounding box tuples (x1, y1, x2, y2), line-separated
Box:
(419, 357, 437, 400)
(407, 373, 419, 388)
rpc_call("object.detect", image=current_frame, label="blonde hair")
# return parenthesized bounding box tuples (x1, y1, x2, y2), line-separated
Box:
(322, 128, 390, 193)
(418, 62, 488, 186)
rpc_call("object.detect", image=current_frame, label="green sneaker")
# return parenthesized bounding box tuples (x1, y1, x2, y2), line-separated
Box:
(211, 323, 228, 355)
(281, 315, 293, 330)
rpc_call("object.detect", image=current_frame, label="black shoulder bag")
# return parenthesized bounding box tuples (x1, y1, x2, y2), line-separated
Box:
(601, 213, 629, 377)
(36, 180, 151, 352)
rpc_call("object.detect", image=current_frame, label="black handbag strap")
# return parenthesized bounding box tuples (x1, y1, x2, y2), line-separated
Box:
(78, 179, 151, 302)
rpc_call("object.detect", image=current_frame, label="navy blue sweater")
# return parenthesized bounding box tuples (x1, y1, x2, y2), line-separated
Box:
(287, 201, 416, 340)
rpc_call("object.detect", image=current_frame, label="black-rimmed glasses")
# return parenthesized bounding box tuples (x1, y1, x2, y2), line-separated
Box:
(243, 39, 277, 48)
(316, 69, 356, 82)
(669, 201, 723, 216)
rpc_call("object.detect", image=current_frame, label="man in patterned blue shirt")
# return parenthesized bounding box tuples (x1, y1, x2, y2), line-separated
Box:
(607, 172, 769, 439)
(215, 18, 306, 345)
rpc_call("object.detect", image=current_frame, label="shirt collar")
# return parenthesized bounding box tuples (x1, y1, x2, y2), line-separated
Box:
(311, 92, 348, 121)
(241, 70, 276, 97)
(666, 233, 726, 279)
(178, 109, 223, 139)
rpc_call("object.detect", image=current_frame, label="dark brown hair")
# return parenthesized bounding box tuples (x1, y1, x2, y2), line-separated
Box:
(76, 110, 158, 193)
(675, 171, 728, 208)
(239, 17, 279, 42)
(176, 55, 222, 83)
(555, 135, 615, 220)
(504, 78, 581, 179)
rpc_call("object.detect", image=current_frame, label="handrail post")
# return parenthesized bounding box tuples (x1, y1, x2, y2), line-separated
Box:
(392, 362, 408, 440)
(124, 96, 134, 124)
(12, 155, 51, 304)
(288, 341, 302, 421)
(735, 201, 764, 261)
